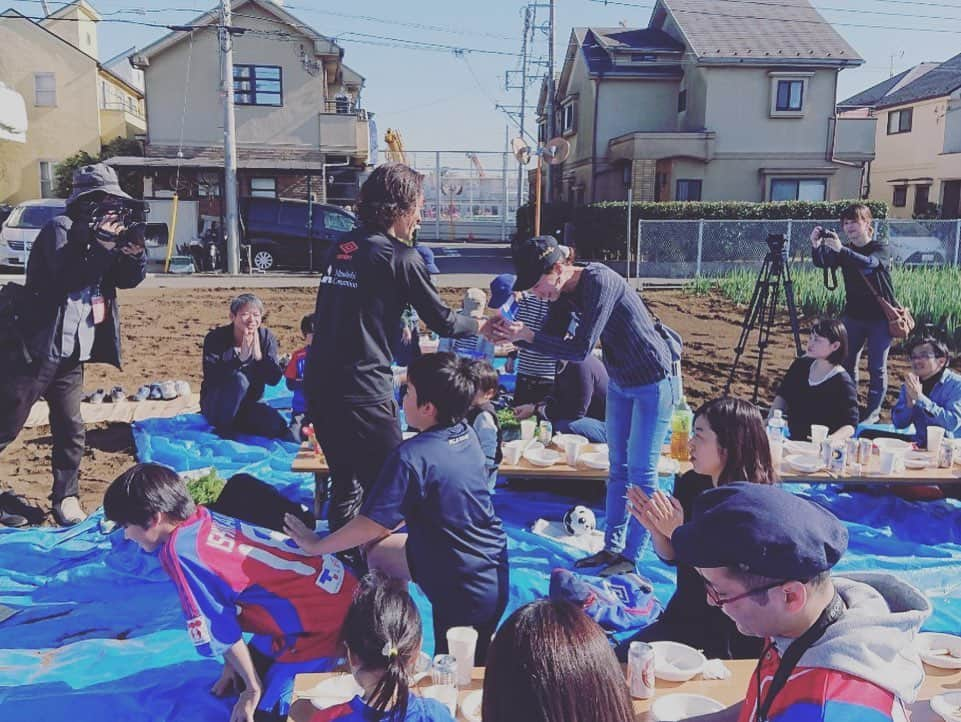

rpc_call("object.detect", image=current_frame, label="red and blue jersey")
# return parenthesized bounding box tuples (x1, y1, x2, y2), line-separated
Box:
(285, 346, 310, 414)
(308, 694, 455, 722)
(738, 643, 904, 722)
(159, 506, 356, 663)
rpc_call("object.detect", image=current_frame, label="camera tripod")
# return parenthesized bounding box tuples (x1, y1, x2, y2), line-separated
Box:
(723, 234, 803, 403)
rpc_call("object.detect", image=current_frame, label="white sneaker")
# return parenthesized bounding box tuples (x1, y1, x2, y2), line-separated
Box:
(54, 496, 87, 526)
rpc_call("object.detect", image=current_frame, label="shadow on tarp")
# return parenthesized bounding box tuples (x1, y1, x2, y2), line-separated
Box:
(1, 409, 960, 720)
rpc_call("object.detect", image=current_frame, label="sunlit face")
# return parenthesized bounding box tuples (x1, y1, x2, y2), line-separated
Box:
(530, 264, 565, 302)
(806, 329, 840, 361)
(841, 215, 871, 244)
(395, 193, 424, 242)
(910, 343, 946, 381)
(123, 517, 165, 552)
(230, 303, 263, 335)
(689, 416, 726, 480)
(403, 379, 436, 430)
(697, 567, 784, 638)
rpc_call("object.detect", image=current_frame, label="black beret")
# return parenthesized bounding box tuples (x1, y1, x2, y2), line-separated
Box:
(672, 483, 848, 579)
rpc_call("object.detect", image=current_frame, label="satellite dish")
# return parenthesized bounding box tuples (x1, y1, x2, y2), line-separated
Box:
(511, 137, 531, 165)
(542, 136, 570, 165)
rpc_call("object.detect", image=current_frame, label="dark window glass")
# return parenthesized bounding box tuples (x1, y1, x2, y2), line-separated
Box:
(233, 65, 283, 106)
(775, 80, 804, 112)
(676, 179, 702, 201)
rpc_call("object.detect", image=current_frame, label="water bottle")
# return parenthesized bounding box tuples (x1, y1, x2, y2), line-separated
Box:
(670, 397, 693, 461)
(767, 410, 787, 467)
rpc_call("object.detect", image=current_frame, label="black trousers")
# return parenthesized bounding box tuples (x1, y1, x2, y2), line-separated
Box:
(200, 372, 289, 440)
(430, 562, 510, 666)
(0, 353, 84, 502)
(512, 374, 554, 406)
(309, 398, 401, 531)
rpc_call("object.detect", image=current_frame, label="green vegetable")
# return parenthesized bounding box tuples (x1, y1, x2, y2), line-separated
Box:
(186, 469, 225, 506)
(497, 407, 520, 431)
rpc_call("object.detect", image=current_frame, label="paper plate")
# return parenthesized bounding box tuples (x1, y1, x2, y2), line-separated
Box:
(931, 691, 961, 722)
(589, 443, 609, 456)
(551, 433, 589, 450)
(651, 694, 725, 722)
(650, 641, 706, 682)
(303, 674, 364, 709)
(904, 451, 934, 470)
(523, 448, 562, 467)
(918, 632, 961, 669)
(580, 452, 610, 470)
(784, 453, 823, 473)
(460, 689, 483, 722)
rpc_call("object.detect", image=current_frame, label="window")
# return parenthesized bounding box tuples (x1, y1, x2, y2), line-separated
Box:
(892, 185, 907, 208)
(249, 177, 276, 198)
(675, 179, 702, 202)
(233, 65, 282, 106)
(887, 108, 913, 134)
(770, 178, 826, 202)
(323, 211, 355, 232)
(914, 184, 931, 215)
(39, 161, 54, 198)
(775, 80, 804, 112)
(562, 102, 577, 134)
(677, 89, 687, 113)
(34, 73, 56, 106)
(537, 120, 547, 143)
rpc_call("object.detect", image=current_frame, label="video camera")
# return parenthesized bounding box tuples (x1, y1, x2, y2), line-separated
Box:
(76, 195, 150, 251)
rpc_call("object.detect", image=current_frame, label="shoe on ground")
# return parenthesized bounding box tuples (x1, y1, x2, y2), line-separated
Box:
(53, 496, 87, 526)
(0, 494, 28, 528)
(130, 385, 151, 402)
(173, 380, 191, 398)
(160, 380, 178, 400)
(148, 383, 163, 400)
(598, 555, 636, 578)
(0, 491, 45, 526)
(107, 386, 125, 403)
(573, 548, 621, 569)
(85, 388, 106, 404)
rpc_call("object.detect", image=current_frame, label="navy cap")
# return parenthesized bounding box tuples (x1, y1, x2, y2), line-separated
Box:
(489, 273, 516, 308)
(512, 235, 564, 291)
(415, 244, 440, 274)
(67, 163, 133, 205)
(672, 483, 848, 580)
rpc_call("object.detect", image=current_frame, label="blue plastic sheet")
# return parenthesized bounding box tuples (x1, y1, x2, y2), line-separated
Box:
(2, 399, 961, 719)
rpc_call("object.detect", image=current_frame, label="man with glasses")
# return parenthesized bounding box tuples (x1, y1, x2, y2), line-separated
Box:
(891, 337, 961, 448)
(672, 483, 928, 722)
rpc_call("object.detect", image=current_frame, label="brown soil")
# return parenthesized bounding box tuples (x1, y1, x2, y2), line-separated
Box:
(1, 286, 913, 520)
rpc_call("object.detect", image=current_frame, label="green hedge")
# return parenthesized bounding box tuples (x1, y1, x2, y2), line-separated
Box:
(517, 200, 889, 259)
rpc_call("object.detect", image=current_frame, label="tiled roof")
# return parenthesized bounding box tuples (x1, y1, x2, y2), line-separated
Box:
(837, 69, 915, 109)
(582, 28, 684, 78)
(871, 53, 961, 109)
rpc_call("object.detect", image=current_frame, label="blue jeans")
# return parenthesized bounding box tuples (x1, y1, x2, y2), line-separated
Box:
(842, 316, 891, 417)
(554, 416, 607, 443)
(604, 376, 673, 567)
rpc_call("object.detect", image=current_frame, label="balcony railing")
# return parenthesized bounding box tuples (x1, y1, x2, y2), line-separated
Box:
(831, 116, 876, 161)
(100, 100, 145, 120)
(322, 98, 367, 120)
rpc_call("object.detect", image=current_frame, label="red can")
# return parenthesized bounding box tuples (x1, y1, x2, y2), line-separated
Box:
(627, 641, 656, 699)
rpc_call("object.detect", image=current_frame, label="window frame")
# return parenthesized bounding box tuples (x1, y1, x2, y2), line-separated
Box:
(768, 72, 812, 118)
(677, 89, 687, 113)
(561, 100, 578, 135)
(887, 108, 913, 135)
(675, 179, 702, 202)
(34, 72, 56, 107)
(892, 185, 907, 208)
(775, 80, 804, 112)
(233, 64, 283, 107)
(249, 177, 277, 198)
(914, 184, 931, 215)
(769, 177, 827, 202)
(39, 160, 55, 198)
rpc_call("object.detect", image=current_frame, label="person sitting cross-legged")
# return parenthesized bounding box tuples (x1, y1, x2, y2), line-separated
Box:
(104, 463, 358, 722)
(891, 336, 961, 448)
(515, 355, 608, 444)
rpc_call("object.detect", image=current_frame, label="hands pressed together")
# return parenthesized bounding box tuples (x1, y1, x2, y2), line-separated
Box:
(627, 486, 684, 541)
(237, 328, 262, 363)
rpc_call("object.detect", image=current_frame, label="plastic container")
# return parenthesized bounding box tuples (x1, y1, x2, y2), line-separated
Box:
(670, 397, 693, 461)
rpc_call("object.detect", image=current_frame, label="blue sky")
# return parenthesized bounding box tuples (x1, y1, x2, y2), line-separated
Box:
(11, 0, 961, 151)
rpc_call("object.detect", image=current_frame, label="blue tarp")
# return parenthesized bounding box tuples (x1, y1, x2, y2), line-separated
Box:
(2, 396, 961, 719)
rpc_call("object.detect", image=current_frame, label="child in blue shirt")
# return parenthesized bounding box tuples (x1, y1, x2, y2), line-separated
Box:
(285, 352, 509, 664)
(285, 314, 314, 441)
(466, 360, 502, 492)
(289, 572, 455, 722)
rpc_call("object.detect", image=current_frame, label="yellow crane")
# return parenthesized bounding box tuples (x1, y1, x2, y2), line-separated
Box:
(384, 128, 407, 165)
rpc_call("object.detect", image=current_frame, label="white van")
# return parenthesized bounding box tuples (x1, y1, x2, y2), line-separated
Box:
(1, 198, 66, 269)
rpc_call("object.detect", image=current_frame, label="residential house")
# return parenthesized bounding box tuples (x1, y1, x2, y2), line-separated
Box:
(538, 0, 874, 205)
(839, 54, 961, 219)
(108, 0, 370, 250)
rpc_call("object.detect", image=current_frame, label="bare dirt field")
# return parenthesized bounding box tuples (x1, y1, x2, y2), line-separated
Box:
(1, 285, 915, 519)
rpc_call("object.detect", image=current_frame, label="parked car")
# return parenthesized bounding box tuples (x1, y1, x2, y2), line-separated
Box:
(1, 198, 66, 269)
(885, 221, 948, 266)
(241, 197, 358, 272)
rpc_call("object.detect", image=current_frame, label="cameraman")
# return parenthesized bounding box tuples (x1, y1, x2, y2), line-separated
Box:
(0, 163, 146, 526)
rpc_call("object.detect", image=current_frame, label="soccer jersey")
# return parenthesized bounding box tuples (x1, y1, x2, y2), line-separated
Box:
(159, 506, 357, 663)
(285, 346, 310, 414)
(308, 694, 455, 722)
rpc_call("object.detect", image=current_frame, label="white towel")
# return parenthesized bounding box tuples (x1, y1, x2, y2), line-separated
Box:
(531, 518, 605, 554)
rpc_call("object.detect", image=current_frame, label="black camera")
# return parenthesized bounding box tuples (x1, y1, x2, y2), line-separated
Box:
(79, 195, 150, 250)
(818, 228, 833, 240)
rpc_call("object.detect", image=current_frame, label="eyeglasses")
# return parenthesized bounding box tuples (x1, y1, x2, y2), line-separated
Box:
(697, 571, 786, 606)
(910, 353, 937, 361)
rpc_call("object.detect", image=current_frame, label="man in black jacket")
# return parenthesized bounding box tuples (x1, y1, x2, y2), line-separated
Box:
(305, 162, 487, 531)
(0, 163, 146, 526)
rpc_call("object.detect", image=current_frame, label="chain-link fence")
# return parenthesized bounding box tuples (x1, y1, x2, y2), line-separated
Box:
(635, 219, 961, 278)
(400, 151, 524, 242)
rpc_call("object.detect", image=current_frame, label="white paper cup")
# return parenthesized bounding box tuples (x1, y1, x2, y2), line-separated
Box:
(927, 426, 946, 452)
(879, 449, 896, 475)
(446, 626, 478, 687)
(502, 443, 523, 465)
(810, 425, 829, 445)
(565, 440, 587, 466)
(520, 419, 536, 441)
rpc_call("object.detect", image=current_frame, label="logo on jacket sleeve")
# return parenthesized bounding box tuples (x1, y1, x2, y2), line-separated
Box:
(336, 241, 359, 260)
(315, 554, 345, 594)
(187, 616, 211, 646)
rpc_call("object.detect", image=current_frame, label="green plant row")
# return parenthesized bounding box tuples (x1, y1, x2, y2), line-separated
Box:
(686, 266, 961, 351)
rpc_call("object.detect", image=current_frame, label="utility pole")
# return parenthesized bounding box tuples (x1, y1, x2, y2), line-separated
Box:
(517, 6, 531, 207)
(545, 0, 556, 203)
(220, 0, 241, 274)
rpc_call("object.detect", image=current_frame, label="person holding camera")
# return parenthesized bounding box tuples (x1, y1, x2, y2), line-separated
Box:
(0, 163, 146, 526)
(811, 204, 893, 424)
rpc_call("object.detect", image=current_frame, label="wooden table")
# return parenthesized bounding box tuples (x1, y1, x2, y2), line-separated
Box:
(291, 661, 961, 721)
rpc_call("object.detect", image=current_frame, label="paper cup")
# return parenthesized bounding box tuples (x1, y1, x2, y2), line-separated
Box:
(446, 626, 478, 687)
(927, 426, 946, 452)
(810, 425, 829, 445)
(879, 449, 896, 475)
(520, 419, 536, 441)
(502, 443, 523, 465)
(565, 440, 587, 466)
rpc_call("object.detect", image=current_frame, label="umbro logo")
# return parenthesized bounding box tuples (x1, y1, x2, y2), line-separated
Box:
(336, 241, 358, 260)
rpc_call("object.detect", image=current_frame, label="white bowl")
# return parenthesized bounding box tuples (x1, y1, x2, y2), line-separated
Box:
(579, 451, 610, 470)
(650, 641, 707, 682)
(524, 448, 562, 467)
(784, 453, 824, 473)
(905, 451, 934, 470)
(460, 689, 483, 722)
(931, 691, 961, 722)
(651, 693, 725, 722)
(505, 439, 542, 453)
(552, 433, 589, 450)
(874, 438, 912, 453)
(784, 440, 818, 456)
(303, 674, 364, 709)
(918, 632, 961, 669)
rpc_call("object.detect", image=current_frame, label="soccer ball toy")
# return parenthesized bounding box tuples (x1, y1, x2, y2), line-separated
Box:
(563, 505, 597, 536)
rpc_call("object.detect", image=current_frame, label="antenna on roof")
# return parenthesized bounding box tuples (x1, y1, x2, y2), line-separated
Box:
(40, 0, 51, 14)
(889, 50, 904, 78)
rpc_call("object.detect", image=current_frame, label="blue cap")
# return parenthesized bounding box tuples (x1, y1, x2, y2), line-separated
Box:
(489, 273, 516, 308)
(415, 245, 440, 274)
(672, 483, 848, 579)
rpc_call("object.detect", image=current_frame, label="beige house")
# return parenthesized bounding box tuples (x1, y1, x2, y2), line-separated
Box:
(839, 54, 961, 219)
(0, 1, 145, 204)
(539, 0, 874, 205)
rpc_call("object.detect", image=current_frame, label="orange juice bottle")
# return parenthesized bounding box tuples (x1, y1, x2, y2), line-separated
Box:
(670, 397, 693, 461)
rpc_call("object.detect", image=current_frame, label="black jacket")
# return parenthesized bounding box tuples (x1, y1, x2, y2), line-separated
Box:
(812, 240, 892, 321)
(200, 325, 284, 404)
(306, 227, 477, 406)
(21, 213, 146, 367)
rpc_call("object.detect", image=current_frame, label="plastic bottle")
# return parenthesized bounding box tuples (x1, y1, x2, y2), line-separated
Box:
(670, 397, 694, 461)
(766, 409, 787, 467)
